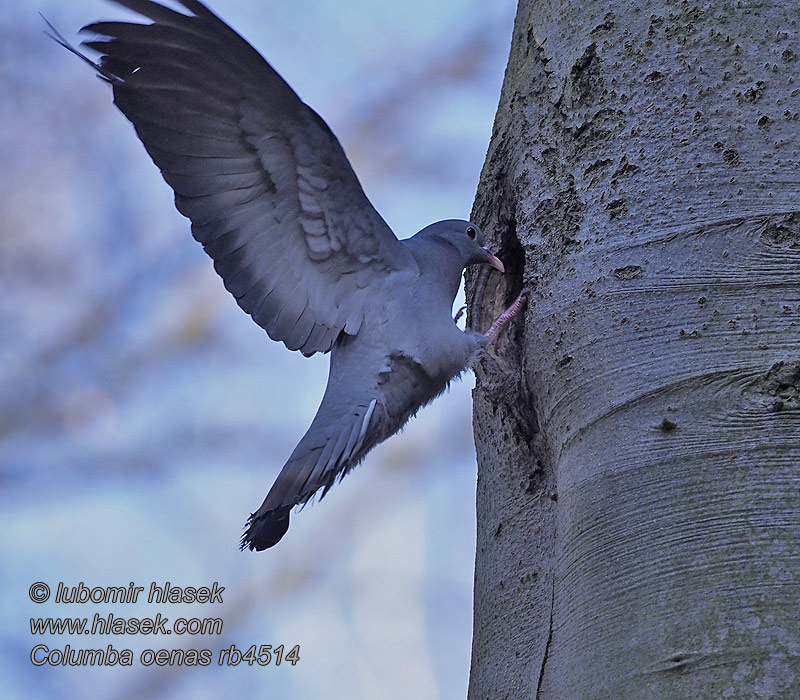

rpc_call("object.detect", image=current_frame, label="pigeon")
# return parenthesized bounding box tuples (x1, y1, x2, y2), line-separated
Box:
(50, 0, 526, 550)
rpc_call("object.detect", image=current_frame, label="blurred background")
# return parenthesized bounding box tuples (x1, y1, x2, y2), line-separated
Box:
(0, 0, 514, 697)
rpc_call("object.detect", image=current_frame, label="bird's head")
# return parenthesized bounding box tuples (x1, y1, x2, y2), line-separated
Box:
(415, 219, 504, 273)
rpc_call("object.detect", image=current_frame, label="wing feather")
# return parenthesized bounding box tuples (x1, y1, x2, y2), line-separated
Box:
(75, 0, 416, 354)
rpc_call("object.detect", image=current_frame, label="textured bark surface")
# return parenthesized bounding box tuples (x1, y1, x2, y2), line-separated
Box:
(467, 1, 800, 698)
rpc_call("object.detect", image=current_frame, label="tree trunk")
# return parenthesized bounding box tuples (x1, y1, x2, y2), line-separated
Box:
(467, 1, 800, 698)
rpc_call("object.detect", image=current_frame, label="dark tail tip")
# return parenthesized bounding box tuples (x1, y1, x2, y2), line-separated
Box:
(240, 507, 291, 552)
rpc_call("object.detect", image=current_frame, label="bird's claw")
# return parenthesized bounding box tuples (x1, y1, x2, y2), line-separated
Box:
(485, 291, 528, 347)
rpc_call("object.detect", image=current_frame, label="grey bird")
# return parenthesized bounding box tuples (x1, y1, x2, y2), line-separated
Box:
(50, 0, 525, 550)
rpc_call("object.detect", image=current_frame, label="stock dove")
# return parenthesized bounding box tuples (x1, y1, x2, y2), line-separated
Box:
(51, 0, 525, 550)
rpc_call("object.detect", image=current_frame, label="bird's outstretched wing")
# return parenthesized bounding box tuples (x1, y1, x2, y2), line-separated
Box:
(62, 0, 416, 355)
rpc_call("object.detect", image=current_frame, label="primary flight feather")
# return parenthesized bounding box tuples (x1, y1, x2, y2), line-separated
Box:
(52, 0, 519, 550)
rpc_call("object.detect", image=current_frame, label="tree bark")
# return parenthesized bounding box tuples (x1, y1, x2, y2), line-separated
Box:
(467, 1, 800, 698)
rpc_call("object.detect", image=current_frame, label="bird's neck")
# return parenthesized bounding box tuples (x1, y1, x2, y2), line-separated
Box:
(403, 236, 463, 305)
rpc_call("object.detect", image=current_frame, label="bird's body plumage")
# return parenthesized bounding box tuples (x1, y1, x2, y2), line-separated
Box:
(52, 0, 508, 550)
(245, 223, 490, 548)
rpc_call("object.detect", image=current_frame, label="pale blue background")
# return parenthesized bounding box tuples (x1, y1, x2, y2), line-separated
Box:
(0, 1, 515, 697)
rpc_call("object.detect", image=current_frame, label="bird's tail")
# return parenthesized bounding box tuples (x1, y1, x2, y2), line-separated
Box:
(240, 505, 291, 551)
(240, 398, 379, 551)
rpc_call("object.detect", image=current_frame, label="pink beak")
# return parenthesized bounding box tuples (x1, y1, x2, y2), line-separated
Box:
(483, 247, 505, 273)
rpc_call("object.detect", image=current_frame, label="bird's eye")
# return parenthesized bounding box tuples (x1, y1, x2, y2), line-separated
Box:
(466, 226, 477, 239)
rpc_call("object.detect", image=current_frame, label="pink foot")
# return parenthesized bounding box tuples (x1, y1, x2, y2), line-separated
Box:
(485, 292, 527, 346)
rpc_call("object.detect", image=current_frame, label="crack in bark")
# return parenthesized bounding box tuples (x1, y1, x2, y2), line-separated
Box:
(535, 576, 556, 699)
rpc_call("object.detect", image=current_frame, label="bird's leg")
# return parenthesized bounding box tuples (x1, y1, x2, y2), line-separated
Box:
(485, 292, 527, 347)
(453, 304, 467, 323)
